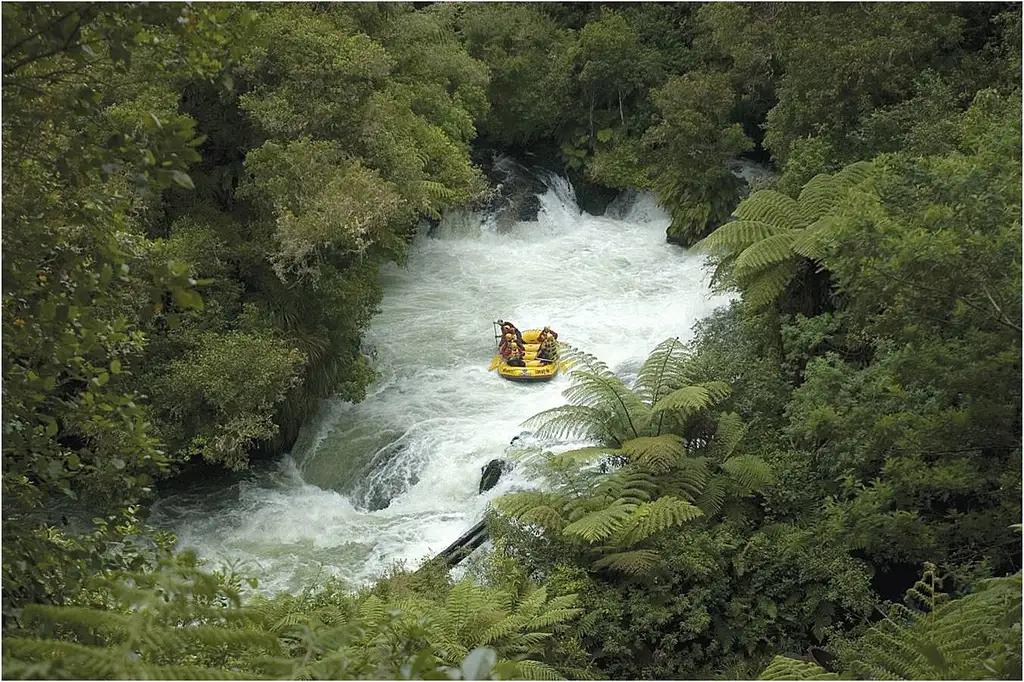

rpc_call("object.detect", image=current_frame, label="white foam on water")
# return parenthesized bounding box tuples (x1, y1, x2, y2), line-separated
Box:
(151, 176, 734, 594)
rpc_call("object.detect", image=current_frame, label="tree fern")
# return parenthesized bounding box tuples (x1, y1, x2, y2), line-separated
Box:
(652, 381, 731, 416)
(695, 161, 875, 309)
(734, 232, 799, 274)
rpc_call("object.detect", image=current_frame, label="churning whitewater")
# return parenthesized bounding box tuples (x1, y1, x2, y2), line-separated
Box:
(152, 174, 733, 594)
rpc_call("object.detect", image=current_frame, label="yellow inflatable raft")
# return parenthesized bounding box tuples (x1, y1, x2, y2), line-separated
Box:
(491, 328, 559, 382)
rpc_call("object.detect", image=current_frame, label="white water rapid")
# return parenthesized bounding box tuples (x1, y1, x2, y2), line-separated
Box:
(151, 173, 734, 594)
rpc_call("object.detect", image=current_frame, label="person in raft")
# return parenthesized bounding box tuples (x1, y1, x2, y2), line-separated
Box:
(505, 338, 526, 367)
(497, 319, 524, 344)
(536, 326, 559, 364)
(499, 332, 524, 360)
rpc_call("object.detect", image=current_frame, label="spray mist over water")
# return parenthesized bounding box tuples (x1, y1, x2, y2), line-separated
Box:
(151, 175, 733, 594)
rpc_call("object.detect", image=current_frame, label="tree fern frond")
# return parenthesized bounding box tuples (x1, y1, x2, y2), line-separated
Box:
(563, 372, 651, 440)
(790, 222, 835, 262)
(651, 381, 729, 416)
(732, 190, 809, 230)
(739, 260, 799, 308)
(515, 659, 565, 680)
(556, 344, 613, 378)
(757, 656, 838, 680)
(358, 595, 386, 629)
(493, 491, 558, 521)
(515, 586, 549, 619)
(843, 572, 1021, 680)
(621, 496, 703, 544)
(710, 412, 747, 460)
(734, 232, 797, 275)
(830, 160, 874, 189)
(697, 477, 727, 519)
(522, 405, 615, 443)
(664, 457, 711, 501)
(561, 503, 637, 542)
(796, 172, 844, 224)
(620, 435, 685, 472)
(722, 455, 774, 492)
(632, 337, 690, 405)
(695, 219, 784, 254)
(518, 506, 567, 532)
(478, 615, 530, 646)
(591, 549, 662, 575)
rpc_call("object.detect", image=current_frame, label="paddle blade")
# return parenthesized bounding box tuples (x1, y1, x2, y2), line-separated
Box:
(488, 356, 500, 371)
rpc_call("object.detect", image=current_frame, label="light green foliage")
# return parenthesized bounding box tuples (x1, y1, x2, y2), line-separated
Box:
(149, 331, 305, 470)
(239, 4, 485, 224)
(696, 161, 874, 309)
(570, 9, 650, 120)
(3, 559, 583, 681)
(645, 71, 753, 245)
(242, 139, 404, 282)
(758, 656, 838, 680)
(840, 569, 1022, 680)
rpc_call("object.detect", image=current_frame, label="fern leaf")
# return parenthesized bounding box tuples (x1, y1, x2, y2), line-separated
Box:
(697, 477, 727, 519)
(722, 455, 775, 491)
(622, 496, 703, 544)
(515, 659, 565, 680)
(632, 337, 691, 405)
(695, 219, 785, 255)
(591, 549, 663, 575)
(518, 505, 567, 532)
(790, 222, 835, 262)
(522, 405, 616, 443)
(739, 260, 799, 308)
(478, 615, 530, 646)
(561, 503, 637, 542)
(563, 371, 652, 439)
(830, 160, 874, 189)
(493, 491, 558, 521)
(651, 381, 729, 416)
(710, 412, 748, 460)
(796, 172, 844, 224)
(734, 232, 797, 275)
(620, 435, 685, 472)
(732, 190, 809, 230)
(757, 655, 838, 680)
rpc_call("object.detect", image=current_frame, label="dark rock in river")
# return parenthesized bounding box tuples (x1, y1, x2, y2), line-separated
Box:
(479, 458, 514, 494)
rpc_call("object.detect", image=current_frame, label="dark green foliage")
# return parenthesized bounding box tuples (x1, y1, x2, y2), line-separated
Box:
(646, 70, 752, 246)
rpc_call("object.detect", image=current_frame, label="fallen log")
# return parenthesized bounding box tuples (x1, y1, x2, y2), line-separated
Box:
(423, 519, 489, 570)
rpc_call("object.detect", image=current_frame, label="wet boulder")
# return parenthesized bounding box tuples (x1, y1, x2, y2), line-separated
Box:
(479, 458, 513, 494)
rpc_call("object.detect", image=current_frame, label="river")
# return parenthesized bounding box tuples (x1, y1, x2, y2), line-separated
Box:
(150, 170, 737, 594)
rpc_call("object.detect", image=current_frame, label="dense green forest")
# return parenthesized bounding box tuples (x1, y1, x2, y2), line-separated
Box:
(2, 2, 1021, 679)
